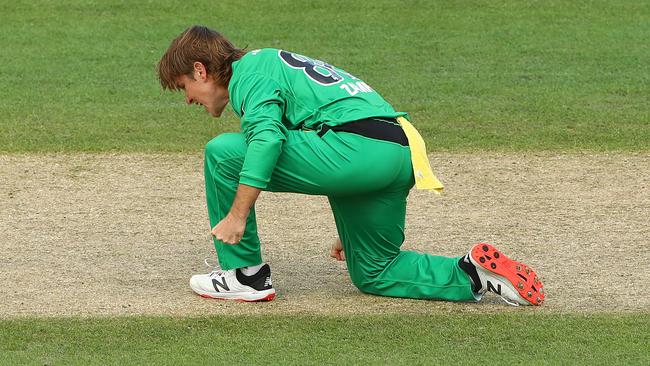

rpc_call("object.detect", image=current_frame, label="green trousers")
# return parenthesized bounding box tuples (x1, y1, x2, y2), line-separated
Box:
(204, 129, 475, 301)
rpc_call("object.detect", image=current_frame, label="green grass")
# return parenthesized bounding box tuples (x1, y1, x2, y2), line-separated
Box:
(0, 0, 647, 152)
(1, 314, 648, 365)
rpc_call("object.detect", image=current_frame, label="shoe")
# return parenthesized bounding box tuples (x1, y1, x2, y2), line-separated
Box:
(189, 263, 276, 302)
(467, 243, 545, 306)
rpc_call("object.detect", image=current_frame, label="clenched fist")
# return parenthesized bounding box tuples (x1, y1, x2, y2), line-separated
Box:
(330, 238, 345, 261)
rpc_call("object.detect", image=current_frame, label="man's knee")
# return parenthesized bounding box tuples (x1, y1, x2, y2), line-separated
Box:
(205, 133, 247, 161)
(351, 277, 385, 296)
(348, 262, 390, 295)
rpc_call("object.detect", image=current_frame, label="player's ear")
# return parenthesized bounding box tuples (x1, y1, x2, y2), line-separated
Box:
(193, 62, 208, 81)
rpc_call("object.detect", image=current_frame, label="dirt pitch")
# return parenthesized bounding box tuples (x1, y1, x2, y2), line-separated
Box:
(1, 152, 648, 317)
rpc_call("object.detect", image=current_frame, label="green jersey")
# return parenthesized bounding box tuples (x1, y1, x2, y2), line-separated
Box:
(228, 48, 404, 189)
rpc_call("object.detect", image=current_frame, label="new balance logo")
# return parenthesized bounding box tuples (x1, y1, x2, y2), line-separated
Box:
(264, 277, 272, 287)
(212, 277, 230, 292)
(486, 281, 502, 295)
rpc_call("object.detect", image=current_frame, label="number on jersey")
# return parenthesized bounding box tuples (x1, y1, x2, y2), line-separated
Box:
(279, 50, 344, 85)
(279, 50, 375, 96)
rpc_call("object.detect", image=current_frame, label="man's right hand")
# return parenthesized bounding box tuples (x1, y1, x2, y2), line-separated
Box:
(330, 238, 345, 261)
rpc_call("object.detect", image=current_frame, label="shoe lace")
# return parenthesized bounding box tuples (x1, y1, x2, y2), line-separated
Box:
(204, 258, 225, 277)
(497, 295, 520, 307)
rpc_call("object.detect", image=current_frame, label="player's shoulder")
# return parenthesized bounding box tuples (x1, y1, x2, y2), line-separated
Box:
(238, 48, 281, 67)
(232, 48, 283, 84)
(229, 49, 285, 98)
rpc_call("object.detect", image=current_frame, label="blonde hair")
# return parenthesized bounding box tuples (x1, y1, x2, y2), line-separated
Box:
(157, 25, 245, 90)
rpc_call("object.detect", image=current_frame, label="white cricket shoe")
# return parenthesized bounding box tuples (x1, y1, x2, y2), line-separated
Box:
(189, 263, 276, 302)
(465, 243, 545, 306)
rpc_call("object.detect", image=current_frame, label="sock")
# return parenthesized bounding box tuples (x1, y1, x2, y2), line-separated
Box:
(240, 263, 264, 276)
(458, 254, 482, 293)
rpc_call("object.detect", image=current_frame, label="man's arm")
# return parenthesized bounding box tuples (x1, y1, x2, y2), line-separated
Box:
(214, 73, 284, 245)
(230, 184, 261, 220)
(211, 184, 261, 244)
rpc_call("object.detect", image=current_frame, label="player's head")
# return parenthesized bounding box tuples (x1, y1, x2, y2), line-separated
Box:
(157, 26, 245, 117)
(157, 25, 245, 90)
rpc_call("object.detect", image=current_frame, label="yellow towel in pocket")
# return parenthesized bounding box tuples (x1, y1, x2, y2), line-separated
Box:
(396, 117, 444, 194)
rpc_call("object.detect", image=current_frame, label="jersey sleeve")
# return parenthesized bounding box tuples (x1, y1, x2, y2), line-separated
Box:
(231, 73, 288, 189)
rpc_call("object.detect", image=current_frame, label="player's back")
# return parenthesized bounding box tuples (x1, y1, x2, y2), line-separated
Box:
(228, 48, 402, 130)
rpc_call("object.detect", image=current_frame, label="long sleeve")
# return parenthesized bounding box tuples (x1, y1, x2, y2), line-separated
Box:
(231, 73, 288, 189)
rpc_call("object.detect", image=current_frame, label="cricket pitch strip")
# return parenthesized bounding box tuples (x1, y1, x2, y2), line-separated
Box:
(1, 152, 648, 317)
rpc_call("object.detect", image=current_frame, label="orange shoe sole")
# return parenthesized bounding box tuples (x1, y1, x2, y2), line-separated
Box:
(471, 243, 545, 305)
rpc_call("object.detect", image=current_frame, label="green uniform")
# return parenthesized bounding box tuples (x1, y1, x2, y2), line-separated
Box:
(205, 48, 475, 301)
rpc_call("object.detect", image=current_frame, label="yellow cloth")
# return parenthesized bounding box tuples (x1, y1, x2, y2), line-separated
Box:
(396, 117, 444, 194)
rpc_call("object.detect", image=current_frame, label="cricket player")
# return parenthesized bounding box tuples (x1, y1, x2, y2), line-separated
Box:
(157, 25, 545, 306)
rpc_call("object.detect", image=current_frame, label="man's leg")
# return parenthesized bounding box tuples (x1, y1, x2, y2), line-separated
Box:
(329, 189, 476, 301)
(190, 132, 276, 301)
(204, 132, 263, 270)
(323, 134, 475, 301)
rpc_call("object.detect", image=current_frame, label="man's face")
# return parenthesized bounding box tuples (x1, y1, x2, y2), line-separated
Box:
(176, 62, 229, 118)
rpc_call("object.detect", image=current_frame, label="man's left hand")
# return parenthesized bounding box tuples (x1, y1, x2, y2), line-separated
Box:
(211, 213, 246, 245)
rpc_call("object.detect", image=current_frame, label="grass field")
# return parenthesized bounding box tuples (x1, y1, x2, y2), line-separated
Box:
(1, 314, 648, 365)
(1, 0, 649, 364)
(0, 0, 648, 152)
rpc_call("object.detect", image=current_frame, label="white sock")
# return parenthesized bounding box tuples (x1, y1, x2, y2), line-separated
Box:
(240, 263, 264, 276)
